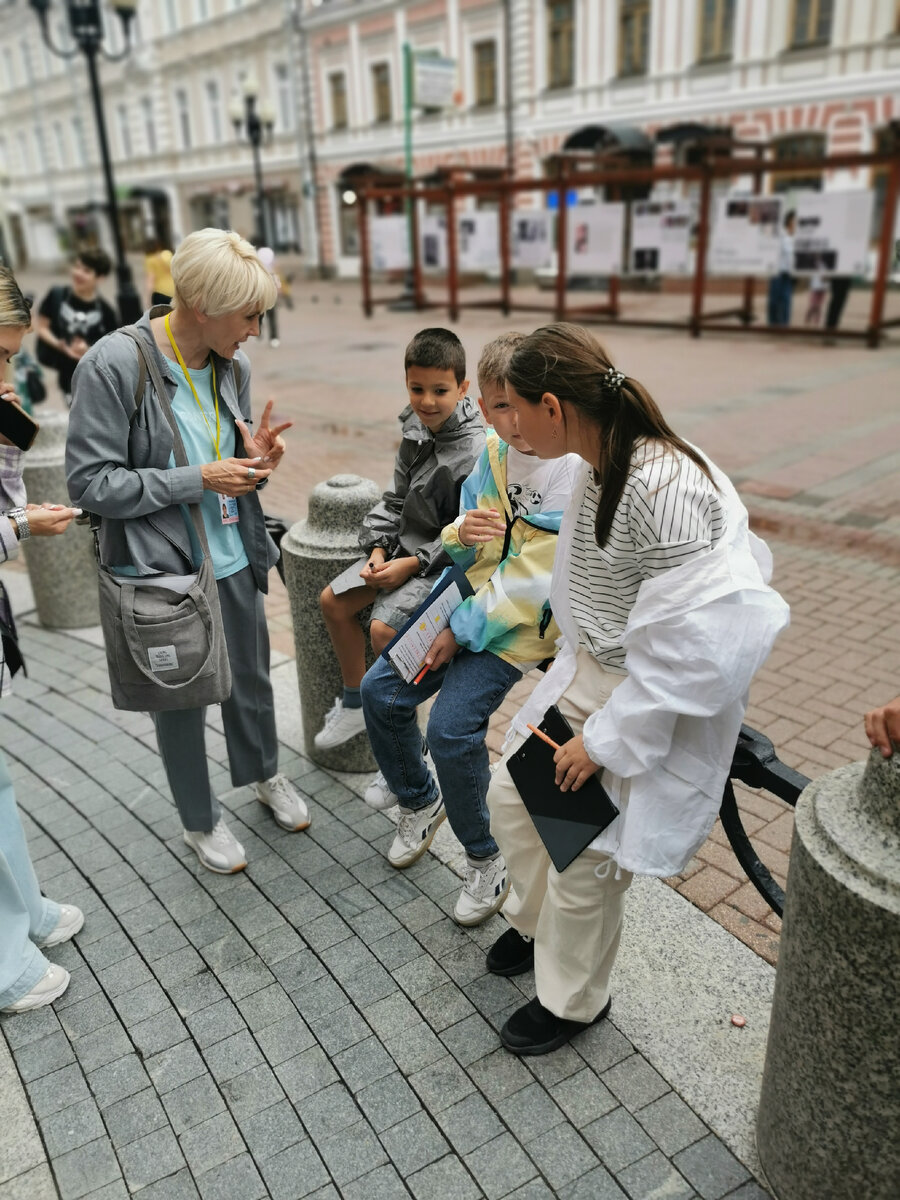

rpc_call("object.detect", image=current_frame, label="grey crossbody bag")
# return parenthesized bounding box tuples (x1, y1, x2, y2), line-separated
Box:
(94, 328, 232, 712)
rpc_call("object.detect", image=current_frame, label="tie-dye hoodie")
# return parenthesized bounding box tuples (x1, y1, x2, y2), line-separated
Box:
(441, 431, 572, 669)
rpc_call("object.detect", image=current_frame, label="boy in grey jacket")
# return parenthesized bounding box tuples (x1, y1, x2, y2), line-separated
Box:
(315, 328, 485, 750)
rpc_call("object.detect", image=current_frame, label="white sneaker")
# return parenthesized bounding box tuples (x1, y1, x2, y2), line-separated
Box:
(39, 904, 85, 948)
(388, 798, 446, 869)
(184, 818, 247, 874)
(256, 774, 310, 831)
(454, 855, 510, 926)
(270, 338, 280, 348)
(364, 770, 396, 811)
(313, 698, 367, 750)
(2, 963, 70, 1013)
(364, 749, 436, 811)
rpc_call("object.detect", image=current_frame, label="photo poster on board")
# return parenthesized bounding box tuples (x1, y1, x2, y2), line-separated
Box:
(458, 210, 500, 272)
(420, 214, 448, 271)
(708, 195, 782, 275)
(630, 200, 693, 275)
(511, 211, 554, 269)
(370, 214, 410, 271)
(791, 191, 874, 276)
(566, 204, 626, 274)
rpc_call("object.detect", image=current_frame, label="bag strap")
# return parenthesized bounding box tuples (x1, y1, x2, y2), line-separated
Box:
(118, 327, 215, 566)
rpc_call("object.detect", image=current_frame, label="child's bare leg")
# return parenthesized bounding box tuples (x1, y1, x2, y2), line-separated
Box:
(320, 584, 377, 687)
(370, 620, 397, 657)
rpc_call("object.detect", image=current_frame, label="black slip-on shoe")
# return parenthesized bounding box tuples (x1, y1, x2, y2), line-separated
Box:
(486, 926, 535, 977)
(500, 994, 612, 1056)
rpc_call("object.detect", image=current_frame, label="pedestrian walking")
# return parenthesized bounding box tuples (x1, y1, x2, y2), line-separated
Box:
(823, 275, 853, 344)
(66, 229, 309, 875)
(767, 209, 796, 327)
(144, 238, 175, 307)
(36, 248, 119, 405)
(0, 265, 85, 1013)
(483, 323, 789, 1056)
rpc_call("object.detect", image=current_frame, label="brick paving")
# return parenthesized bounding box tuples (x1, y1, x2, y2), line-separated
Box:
(1, 621, 765, 1199)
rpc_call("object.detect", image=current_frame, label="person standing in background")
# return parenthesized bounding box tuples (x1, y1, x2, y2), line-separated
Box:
(37, 249, 119, 405)
(257, 247, 281, 347)
(767, 210, 796, 327)
(144, 239, 175, 307)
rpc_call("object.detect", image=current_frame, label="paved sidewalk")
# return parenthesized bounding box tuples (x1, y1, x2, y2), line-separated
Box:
(0, 617, 771, 1200)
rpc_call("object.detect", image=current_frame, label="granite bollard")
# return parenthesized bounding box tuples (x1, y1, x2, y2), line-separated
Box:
(281, 474, 381, 772)
(756, 747, 900, 1200)
(21, 409, 99, 628)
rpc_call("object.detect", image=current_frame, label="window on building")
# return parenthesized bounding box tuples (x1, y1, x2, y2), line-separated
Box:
(205, 80, 223, 144)
(547, 1, 574, 89)
(34, 126, 48, 173)
(52, 120, 66, 167)
(789, 0, 834, 48)
(163, 0, 178, 34)
(116, 103, 132, 159)
(1, 46, 14, 90)
(0, 136, 7, 174)
(372, 62, 392, 123)
(771, 132, 826, 192)
(175, 88, 192, 149)
(195, 0, 210, 19)
(329, 72, 348, 129)
(71, 116, 87, 166)
(698, 0, 735, 61)
(16, 132, 30, 175)
(473, 40, 497, 106)
(619, 0, 650, 76)
(141, 96, 158, 155)
(19, 37, 34, 84)
(275, 63, 294, 131)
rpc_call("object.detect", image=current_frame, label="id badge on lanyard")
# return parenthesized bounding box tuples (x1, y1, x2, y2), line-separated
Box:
(219, 495, 239, 525)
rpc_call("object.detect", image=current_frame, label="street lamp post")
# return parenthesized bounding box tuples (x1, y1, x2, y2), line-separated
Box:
(230, 81, 275, 248)
(28, 0, 142, 324)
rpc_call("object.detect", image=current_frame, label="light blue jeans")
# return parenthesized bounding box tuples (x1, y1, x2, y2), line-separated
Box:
(0, 750, 60, 1009)
(361, 649, 521, 860)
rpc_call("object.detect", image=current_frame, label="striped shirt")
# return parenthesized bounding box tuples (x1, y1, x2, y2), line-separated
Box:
(569, 441, 726, 669)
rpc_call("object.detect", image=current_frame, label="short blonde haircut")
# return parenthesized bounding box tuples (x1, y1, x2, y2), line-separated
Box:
(171, 229, 277, 317)
(477, 332, 525, 395)
(0, 265, 32, 330)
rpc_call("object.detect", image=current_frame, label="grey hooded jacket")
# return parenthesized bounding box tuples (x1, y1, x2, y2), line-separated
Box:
(65, 307, 278, 592)
(360, 396, 485, 574)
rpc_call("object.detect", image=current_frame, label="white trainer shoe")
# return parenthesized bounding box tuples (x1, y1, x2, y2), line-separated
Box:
(454, 855, 510, 926)
(256, 774, 310, 831)
(313, 698, 367, 750)
(364, 770, 396, 811)
(184, 818, 247, 874)
(388, 798, 446, 869)
(2, 963, 70, 1013)
(39, 904, 85, 948)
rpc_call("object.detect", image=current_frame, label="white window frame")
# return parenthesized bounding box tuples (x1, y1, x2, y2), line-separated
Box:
(140, 96, 158, 155)
(174, 87, 192, 150)
(274, 62, 294, 132)
(205, 79, 223, 144)
(116, 102, 132, 159)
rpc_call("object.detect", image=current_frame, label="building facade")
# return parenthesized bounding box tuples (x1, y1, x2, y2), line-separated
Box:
(0, 0, 897, 275)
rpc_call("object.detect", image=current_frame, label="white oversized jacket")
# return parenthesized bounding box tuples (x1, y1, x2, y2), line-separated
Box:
(509, 457, 790, 877)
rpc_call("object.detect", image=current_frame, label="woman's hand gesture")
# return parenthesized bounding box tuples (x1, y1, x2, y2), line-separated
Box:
(553, 733, 600, 793)
(200, 457, 272, 497)
(236, 400, 292, 472)
(459, 507, 506, 547)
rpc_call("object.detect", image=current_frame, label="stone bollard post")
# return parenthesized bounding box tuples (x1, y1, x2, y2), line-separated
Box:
(21, 410, 100, 629)
(756, 747, 900, 1200)
(281, 474, 381, 772)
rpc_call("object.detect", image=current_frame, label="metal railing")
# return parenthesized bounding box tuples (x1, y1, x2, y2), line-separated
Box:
(721, 725, 810, 918)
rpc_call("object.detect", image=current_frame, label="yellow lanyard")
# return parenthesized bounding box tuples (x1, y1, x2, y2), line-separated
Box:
(164, 312, 222, 461)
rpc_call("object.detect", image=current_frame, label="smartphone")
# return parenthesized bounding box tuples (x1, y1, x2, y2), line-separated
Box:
(0, 395, 39, 451)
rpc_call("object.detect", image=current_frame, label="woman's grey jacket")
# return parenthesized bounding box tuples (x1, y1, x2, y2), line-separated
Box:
(65, 307, 278, 592)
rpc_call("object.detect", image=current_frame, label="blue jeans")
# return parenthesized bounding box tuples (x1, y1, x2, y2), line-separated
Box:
(767, 272, 794, 326)
(0, 750, 60, 1009)
(361, 649, 521, 860)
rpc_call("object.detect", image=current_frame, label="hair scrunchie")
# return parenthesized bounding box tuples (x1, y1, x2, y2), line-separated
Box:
(601, 367, 625, 394)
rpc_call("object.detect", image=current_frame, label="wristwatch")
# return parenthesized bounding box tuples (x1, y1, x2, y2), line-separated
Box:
(7, 507, 30, 541)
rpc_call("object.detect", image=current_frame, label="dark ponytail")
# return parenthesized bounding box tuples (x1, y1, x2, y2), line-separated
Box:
(505, 323, 716, 548)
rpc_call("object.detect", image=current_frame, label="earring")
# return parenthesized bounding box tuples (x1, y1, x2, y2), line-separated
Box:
(551, 427, 558, 439)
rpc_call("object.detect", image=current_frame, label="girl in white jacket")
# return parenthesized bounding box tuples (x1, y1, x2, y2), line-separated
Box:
(485, 323, 789, 1056)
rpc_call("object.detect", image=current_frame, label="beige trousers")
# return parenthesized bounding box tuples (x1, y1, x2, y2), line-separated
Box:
(487, 648, 633, 1022)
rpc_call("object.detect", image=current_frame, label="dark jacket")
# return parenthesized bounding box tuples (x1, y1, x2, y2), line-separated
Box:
(360, 396, 485, 574)
(65, 306, 278, 592)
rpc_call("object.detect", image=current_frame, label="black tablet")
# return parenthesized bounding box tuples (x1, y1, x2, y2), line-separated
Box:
(507, 705, 619, 873)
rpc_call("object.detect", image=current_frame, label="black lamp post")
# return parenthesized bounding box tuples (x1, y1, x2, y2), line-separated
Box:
(29, 0, 142, 324)
(230, 79, 275, 248)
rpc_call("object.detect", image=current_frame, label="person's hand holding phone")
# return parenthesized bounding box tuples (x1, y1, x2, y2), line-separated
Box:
(0, 387, 39, 450)
(22, 503, 82, 537)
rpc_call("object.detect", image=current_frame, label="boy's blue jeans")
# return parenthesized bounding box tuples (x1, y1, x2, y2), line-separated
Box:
(361, 649, 521, 860)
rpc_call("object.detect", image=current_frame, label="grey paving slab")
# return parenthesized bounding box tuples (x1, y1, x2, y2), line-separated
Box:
(673, 1134, 751, 1199)
(616, 1149, 697, 1200)
(635, 1090, 710, 1157)
(379, 1109, 450, 1177)
(464, 1132, 538, 1200)
(582, 1104, 656, 1173)
(434, 1093, 506, 1156)
(408, 1154, 483, 1200)
(316, 1118, 389, 1185)
(257, 1139, 331, 1200)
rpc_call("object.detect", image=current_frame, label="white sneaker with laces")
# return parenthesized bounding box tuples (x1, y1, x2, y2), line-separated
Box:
(314, 698, 367, 750)
(184, 818, 247, 873)
(388, 797, 446, 869)
(364, 750, 436, 812)
(39, 904, 85, 948)
(256, 774, 310, 831)
(454, 854, 510, 926)
(2, 963, 70, 1013)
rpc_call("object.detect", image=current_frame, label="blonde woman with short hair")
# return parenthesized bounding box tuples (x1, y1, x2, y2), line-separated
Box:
(1, 265, 84, 1013)
(66, 230, 310, 873)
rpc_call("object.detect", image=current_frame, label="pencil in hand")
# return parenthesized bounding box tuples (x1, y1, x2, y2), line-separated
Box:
(527, 723, 561, 751)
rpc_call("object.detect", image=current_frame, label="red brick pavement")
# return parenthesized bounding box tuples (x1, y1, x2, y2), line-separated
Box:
(17, 268, 900, 964)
